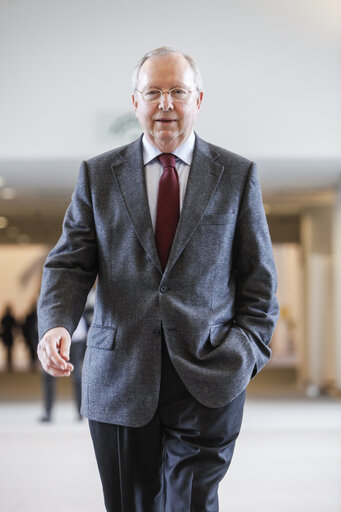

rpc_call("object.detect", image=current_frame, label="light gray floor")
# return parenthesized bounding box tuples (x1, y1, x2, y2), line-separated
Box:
(1, 398, 341, 512)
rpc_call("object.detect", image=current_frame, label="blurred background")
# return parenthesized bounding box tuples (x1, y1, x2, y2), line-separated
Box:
(1, 0, 341, 511)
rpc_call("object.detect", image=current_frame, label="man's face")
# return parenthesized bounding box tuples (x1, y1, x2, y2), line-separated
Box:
(132, 54, 203, 152)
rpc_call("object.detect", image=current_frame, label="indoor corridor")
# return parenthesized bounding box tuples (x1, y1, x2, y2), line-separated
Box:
(2, 2, 341, 510)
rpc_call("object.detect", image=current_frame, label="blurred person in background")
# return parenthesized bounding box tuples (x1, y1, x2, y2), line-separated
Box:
(39, 315, 88, 422)
(21, 302, 38, 371)
(37, 46, 278, 511)
(0, 305, 17, 372)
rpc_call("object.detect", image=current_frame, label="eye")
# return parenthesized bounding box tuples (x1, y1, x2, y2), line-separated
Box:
(171, 88, 188, 100)
(144, 89, 161, 99)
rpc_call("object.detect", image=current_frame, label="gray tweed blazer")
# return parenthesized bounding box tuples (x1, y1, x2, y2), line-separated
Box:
(38, 134, 279, 427)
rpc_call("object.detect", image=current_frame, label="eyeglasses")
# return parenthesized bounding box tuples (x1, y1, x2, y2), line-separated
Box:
(136, 88, 197, 103)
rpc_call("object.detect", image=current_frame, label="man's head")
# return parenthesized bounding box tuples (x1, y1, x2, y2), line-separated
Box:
(132, 46, 203, 153)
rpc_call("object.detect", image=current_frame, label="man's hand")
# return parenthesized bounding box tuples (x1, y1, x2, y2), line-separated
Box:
(37, 327, 74, 377)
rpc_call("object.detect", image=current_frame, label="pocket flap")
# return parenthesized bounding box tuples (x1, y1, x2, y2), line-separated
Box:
(86, 324, 117, 350)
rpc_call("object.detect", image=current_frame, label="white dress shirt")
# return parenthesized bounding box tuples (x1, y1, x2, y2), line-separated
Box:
(142, 132, 195, 232)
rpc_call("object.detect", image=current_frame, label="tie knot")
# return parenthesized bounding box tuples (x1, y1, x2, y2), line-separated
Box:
(157, 153, 176, 170)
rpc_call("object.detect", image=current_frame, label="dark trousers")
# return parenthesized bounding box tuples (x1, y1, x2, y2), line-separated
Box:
(89, 338, 246, 512)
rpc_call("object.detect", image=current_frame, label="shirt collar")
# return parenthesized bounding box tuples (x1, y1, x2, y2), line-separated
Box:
(142, 131, 196, 166)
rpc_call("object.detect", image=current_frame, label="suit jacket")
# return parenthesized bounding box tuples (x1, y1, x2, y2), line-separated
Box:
(38, 134, 279, 427)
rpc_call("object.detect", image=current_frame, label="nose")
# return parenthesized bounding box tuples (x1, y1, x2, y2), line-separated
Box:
(158, 91, 174, 110)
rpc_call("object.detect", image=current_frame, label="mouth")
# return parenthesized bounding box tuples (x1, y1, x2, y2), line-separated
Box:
(155, 118, 177, 123)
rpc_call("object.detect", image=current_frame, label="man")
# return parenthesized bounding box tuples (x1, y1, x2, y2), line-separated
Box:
(37, 46, 278, 512)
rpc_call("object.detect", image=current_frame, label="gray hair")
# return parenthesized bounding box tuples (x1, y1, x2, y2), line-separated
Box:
(132, 46, 203, 93)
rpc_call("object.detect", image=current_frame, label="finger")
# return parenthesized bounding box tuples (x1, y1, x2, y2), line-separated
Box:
(44, 358, 74, 373)
(44, 366, 72, 377)
(42, 355, 73, 375)
(45, 340, 69, 369)
(59, 337, 71, 361)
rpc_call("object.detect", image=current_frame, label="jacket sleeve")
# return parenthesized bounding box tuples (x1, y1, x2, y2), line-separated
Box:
(38, 161, 98, 340)
(232, 162, 279, 377)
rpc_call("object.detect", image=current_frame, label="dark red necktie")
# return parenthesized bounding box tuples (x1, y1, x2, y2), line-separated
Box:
(155, 153, 180, 270)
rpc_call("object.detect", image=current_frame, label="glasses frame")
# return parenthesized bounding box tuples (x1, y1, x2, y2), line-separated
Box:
(136, 87, 197, 104)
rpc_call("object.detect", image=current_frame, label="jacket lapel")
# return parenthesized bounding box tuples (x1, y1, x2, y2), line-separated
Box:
(111, 137, 163, 274)
(111, 135, 225, 277)
(164, 135, 225, 276)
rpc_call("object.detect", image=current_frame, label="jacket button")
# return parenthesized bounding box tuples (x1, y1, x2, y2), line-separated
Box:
(160, 285, 168, 293)
(153, 328, 161, 336)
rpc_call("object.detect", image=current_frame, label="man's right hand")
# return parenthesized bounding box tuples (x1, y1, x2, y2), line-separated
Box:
(37, 327, 74, 377)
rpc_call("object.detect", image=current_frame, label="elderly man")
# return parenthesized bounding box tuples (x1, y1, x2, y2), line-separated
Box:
(37, 46, 278, 512)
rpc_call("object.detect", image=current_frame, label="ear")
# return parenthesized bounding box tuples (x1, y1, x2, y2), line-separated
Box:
(196, 91, 203, 111)
(132, 93, 138, 115)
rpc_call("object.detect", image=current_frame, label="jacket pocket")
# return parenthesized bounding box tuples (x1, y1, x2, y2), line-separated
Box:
(209, 321, 234, 348)
(86, 324, 117, 350)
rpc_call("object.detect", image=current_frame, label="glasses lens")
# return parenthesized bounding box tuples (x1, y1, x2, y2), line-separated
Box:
(143, 89, 162, 102)
(170, 89, 189, 102)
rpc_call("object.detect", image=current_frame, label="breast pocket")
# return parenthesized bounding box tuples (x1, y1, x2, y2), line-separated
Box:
(86, 324, 117, 350)
(202, 212, 236, 225)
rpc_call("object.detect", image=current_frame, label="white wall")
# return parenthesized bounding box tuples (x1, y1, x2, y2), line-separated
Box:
(1, 0, 340, 160)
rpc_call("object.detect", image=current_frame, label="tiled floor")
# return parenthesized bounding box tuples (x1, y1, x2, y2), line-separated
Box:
(1, 397, 341, 512)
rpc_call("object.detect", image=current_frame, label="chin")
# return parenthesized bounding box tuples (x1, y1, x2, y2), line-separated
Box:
(155, 133, 177, 144)
(156, 128, 177, 137)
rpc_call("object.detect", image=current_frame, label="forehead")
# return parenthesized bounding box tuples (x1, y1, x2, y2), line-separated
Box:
(138, 54, 195, 88)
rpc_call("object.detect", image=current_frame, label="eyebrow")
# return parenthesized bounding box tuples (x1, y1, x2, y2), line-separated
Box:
(143, 83, 191, 90)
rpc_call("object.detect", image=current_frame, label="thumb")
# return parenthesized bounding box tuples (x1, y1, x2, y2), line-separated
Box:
(59, 335, 71, 361)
